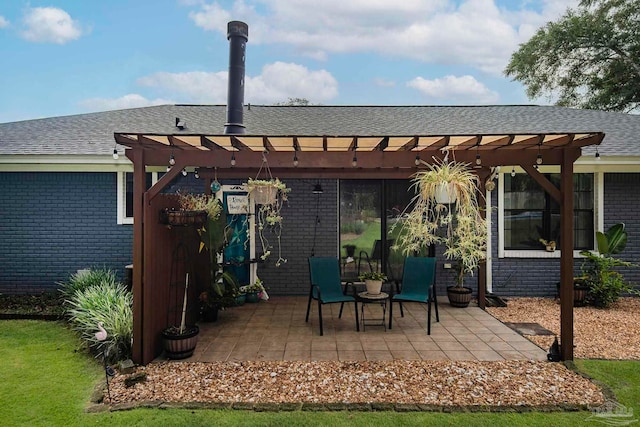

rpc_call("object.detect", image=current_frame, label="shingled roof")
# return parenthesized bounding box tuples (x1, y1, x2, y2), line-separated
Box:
(1, 104, 639, 157)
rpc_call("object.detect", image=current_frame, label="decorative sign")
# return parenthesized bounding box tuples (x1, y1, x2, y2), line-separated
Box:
(227, 194, 249, 214)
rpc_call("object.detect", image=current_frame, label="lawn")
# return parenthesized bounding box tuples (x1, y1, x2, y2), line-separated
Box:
(1, 320, 638, 426)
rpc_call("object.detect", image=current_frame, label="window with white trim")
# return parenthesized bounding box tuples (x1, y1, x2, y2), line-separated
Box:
(503, 173, 594, 250)
(117, 171, 156, 224)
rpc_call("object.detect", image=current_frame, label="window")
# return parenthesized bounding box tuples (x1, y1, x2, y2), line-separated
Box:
(503, 173, 593, 250)
(117, 171, 155, 224)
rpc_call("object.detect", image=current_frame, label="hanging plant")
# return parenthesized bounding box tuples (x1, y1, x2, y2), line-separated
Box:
(392, 156, 487, 288)
(244, 154, 290, 266)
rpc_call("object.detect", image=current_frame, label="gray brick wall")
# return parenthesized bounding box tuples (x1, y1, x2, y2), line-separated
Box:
(491, 172, 640, 297)
(0, 172, 133, 293)
(254, 179, 338, 295)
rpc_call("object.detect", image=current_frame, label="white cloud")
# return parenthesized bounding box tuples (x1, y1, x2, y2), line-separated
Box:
(79, 94, 173, 112)
(247, 62, 338, 103)
(407, 75, 499, 103)
(186, 0, 577, 75)
(134, 62, 338, 105)
(0, 16, 9, 28)
(20, 7, 83, 44)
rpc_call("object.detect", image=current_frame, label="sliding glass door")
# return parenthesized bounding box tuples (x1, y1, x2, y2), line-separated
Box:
(339, 180, 412, 281)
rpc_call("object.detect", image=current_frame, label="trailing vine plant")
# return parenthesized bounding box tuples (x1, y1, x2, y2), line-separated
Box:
(392, 156, 487, 287)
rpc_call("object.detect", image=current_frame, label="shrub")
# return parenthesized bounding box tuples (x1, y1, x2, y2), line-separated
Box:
(66, 282, 133, 363)
(58, 267, 118, 299)
(581, 251, 637, 308)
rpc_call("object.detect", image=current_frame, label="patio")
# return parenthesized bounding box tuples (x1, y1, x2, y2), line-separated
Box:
(179, 296, 546, 363)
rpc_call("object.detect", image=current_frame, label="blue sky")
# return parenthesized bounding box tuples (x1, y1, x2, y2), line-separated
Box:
(0, 0, 578, 123)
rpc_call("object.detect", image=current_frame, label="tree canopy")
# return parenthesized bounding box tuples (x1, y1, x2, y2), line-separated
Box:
(505, 0, 640, 112)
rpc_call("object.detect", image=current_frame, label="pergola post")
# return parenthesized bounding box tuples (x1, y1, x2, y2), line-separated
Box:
(559, 150, 576, 361)
(131, 148, 145, 364)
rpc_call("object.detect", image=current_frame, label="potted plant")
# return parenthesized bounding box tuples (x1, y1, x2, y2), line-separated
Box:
(245, 178, 290, 266)
(243, 278, 266, 303)
(392, 157, 486, 308)
(161, 272, 199, 359)
(358, 271, 387, 295)
(160, 192, 211, 226)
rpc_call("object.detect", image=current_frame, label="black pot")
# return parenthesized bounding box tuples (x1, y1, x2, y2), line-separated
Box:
(447, 286, 472, 308)
(200, 306, 219, 322)
(161, 325, 199, 359)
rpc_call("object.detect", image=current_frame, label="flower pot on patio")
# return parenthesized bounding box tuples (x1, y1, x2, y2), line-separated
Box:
(447, 286, 472, 308)
(364, 279, 383, 295)
(234, 293, 247, 306)
(161, 325, 199, 359)
(245, 292, 260, 303)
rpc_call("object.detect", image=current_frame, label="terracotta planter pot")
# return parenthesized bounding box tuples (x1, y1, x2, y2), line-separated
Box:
(364, 279, 383, 295)
(161, 325, 199, 359)
(447, 286, 472, 308)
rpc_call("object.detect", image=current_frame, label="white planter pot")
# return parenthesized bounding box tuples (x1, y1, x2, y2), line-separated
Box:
(365, 279, 383, 295)
(252, 185, 277, 205)
(435, 182, 457, 204)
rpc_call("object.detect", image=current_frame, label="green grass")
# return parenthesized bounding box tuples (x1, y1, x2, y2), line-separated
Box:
(1, 320, 638, 426)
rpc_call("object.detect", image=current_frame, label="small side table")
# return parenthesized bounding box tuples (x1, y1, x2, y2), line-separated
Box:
(357, 291, 389, 331)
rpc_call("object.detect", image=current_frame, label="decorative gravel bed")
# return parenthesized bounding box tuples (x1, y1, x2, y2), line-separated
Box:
(106, 360, 604, 410)
(101, 297, 640, 410)
(487, 297, 640, 360)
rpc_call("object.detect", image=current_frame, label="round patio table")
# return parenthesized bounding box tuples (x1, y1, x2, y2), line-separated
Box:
(356, 291, 389, 331)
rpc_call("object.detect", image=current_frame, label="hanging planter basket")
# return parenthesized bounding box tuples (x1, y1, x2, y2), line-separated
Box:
(160, 209, 208, 227)
(251, 184, 278, 205)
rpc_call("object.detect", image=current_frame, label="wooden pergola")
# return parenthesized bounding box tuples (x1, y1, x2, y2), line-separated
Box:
(115, 131, 604, 365)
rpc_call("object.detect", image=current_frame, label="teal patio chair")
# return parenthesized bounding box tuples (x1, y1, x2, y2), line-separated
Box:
(306, 257, 359, 336)
(389, 257, 438, 334)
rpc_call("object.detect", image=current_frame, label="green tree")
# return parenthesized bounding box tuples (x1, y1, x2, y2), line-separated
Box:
(274, 97, 311, 106)
(505, 0, 640, 112)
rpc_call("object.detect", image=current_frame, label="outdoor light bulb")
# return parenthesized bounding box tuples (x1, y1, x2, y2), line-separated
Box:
(182, 168, 187, 177)
(475, 154, 482, 166)
(352, 155, 357, 167)
(231, 152, 236, 166)
(169, 154, 175, 166)
(194, 168, 199, 179)
(595, 150, 601, 160)
(166, 165, 172, 172)
(536, 154, 543, 165)
(511, 167, 516, 177)
(293, 153, 299, 167)
(415, 154, 420, 166)
(112, 148, 119, 160)
(534, 164, 539, 170)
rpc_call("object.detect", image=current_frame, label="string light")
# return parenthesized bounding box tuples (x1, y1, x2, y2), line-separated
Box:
(293, 152, 299, 167)
(182, 168, 188, 177)
(415, 154, 420, 166)
(230, 152, 236, 166)
(352, 154, 357, 167)
(536, 142, 543, 165)
(511, 167, 516, 177)
(112, 147, 119, 160)
(595, 147, 601, 160)
(194, 168, 199, 179)
(169, 154, 175, 166)
(475, 152, 482, 166)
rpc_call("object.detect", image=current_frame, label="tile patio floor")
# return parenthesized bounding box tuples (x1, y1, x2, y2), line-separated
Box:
(182, 296, 546, 363)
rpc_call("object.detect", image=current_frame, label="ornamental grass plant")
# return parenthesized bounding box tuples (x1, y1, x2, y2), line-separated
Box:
(65, 281, 133, 363)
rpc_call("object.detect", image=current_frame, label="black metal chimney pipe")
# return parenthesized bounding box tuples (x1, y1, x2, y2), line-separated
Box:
(224, 21, 248, 135)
